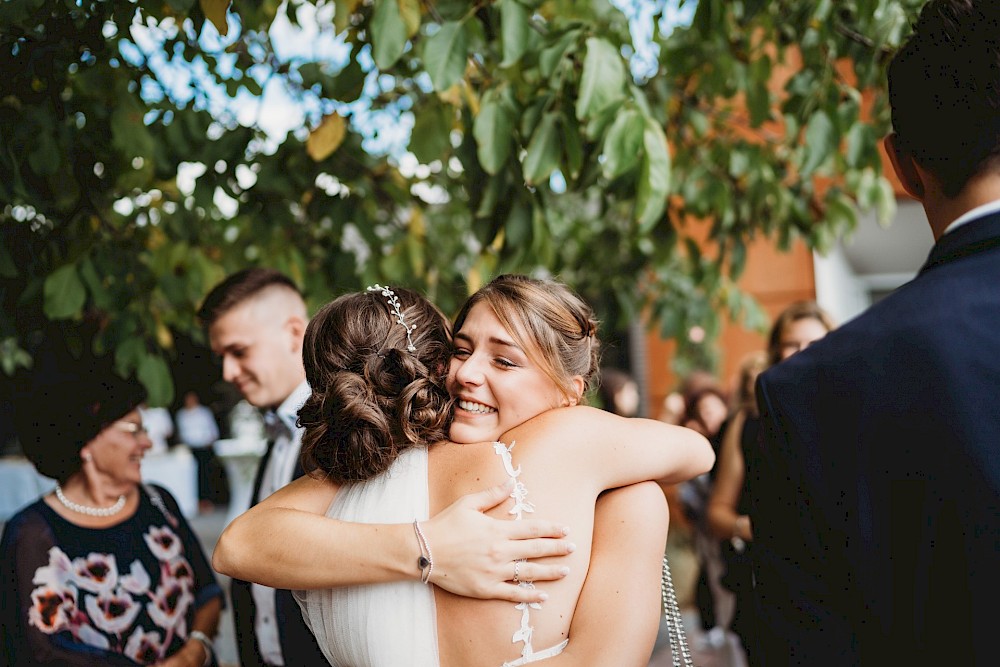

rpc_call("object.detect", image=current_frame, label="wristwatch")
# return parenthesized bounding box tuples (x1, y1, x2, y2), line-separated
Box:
(188, 630, 215, 667)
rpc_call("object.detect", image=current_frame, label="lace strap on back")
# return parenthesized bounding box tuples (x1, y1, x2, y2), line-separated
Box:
(492, 441, 544, 664)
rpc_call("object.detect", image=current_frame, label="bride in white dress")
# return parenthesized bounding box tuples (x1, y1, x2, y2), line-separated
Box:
(215, 275, 713, 666)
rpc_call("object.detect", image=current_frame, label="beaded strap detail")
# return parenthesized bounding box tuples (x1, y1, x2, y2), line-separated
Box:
(493, 441, 561, 666)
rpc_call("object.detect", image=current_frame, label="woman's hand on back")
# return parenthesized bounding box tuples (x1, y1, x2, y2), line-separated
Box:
(422, 479, 575, 603)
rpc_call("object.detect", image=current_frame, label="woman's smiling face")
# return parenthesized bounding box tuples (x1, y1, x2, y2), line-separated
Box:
(447, 303, 569, 444)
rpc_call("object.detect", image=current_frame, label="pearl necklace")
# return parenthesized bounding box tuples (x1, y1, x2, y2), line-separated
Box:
(54, 484, 127, 517)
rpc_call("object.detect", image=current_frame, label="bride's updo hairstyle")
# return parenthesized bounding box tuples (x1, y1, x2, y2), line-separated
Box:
(298, 287, 454, 483)
(453, 274, 601, 403)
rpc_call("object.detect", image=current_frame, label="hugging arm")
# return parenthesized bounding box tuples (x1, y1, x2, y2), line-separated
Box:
(212, 474, 574, 602)
(546, 482, 669, 667)
(506, 406, 715, 495)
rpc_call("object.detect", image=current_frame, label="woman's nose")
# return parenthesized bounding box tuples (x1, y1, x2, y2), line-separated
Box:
(452, 354, 484, 386)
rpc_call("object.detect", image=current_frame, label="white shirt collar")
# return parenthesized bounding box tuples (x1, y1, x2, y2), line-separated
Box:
(274, 380, 311, 433)
(942, 198, 1000, 236)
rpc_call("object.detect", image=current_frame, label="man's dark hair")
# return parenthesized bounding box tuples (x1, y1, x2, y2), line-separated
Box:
(197, 268, 302, 327)
(888, 0, 1000, 198)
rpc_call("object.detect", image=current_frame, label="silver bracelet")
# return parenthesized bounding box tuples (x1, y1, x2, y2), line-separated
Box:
(189, 630, 214, 667)
(412, 520, 434, 584)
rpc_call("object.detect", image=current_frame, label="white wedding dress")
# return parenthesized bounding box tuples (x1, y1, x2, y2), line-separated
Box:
(294, 444, 568, 667)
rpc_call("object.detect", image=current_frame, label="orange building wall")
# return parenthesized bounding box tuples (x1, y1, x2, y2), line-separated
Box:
(643, 237, 816, 415)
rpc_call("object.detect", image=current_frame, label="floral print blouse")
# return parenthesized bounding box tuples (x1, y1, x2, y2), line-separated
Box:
(0, 485, 223, 666)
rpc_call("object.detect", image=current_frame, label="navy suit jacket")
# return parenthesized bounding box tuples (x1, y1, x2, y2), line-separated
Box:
(230, 440, 328, 667)
(749, 210, 1000, 666)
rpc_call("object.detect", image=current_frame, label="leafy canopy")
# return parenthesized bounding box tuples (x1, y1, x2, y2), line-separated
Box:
(0, 0, 925, 403)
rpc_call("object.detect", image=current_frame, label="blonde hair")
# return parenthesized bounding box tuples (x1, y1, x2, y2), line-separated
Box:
(452, 275, 601, 402)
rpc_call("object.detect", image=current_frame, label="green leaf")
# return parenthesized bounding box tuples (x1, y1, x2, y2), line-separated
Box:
(561, 113, 583, 181)
(476, 171, 509, 217)
(410, 102, 452, 163)
(371, 0, 408, 70)
(583, 100, 622, 140)
(0, 337, 33, 376)
(539, 29, 579, 79)
(800, 111, 835, 177)
(28, 140, 60, 176)
(114, 337, 145, 377)
(876, 176, 897, 228)
(473, 89, 515, 174)
(78, 257, 113, 310)
(505, 196, 532, 247)
(500, 0, 529, 68)
(399, 0, 421, 37)
(333, 0, 362, 34)
(522, 112, 560, 186)
(137, 352, 174, 407)
(636, 116, 671, 231)
(845, 122, 876, 169)
(0, 242, 17, 278)
(601, 107, 643, 180)
(422, 21, 469, 91)
(746, 55, 772, 126)
(330, 57, 367, 103)
(730, 240, 748, 279)
(199, 0, 230, 36)
(43, 264, 87, 319)
(111, 96, 156, 159)
(575, 37, 627, 121)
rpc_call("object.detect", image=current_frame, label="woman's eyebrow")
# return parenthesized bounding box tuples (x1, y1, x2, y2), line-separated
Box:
(453, 331, 522, 352)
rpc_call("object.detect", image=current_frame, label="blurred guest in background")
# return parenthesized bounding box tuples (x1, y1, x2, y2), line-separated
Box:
(198, 268, 327, 667)
(140, 403, 174, 454)
(175, 390, 221, 514)
(677, 381, 731, 643)
(709, 302, 833, 659)
(596, 366, 640, 417)
(682, 385, 729, 452)
(1, 345, 223, 666)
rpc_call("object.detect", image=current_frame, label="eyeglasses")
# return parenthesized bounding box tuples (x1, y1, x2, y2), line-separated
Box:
(113, 421, 148, 437)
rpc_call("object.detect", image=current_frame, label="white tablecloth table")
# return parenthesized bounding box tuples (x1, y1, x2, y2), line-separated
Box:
(142, 446, 198, 518)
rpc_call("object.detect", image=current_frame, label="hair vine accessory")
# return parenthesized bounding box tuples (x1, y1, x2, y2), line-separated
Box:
(366, 284, 417, 352)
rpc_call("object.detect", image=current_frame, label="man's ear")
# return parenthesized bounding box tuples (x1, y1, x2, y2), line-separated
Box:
(884, 133, 925, 200)
(286, 315, 306, 353)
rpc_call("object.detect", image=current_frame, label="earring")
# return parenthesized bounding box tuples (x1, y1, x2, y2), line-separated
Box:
(81, 452, 92, 463)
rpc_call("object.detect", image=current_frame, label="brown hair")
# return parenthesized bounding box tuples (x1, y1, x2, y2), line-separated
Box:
(766, 301, 836, 367)
(197, 268, 302, 327)
(733, 350, 769, 416)
(452, 274, 601, 402)
(297, 287, 454, 483)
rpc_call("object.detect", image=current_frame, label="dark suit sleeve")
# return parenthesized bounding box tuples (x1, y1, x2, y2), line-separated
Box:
(747, 373, 858, 666)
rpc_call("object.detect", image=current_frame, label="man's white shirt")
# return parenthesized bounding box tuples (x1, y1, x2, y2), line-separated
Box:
(251, 379, 311, 666)
(942, 197, 1000, 236)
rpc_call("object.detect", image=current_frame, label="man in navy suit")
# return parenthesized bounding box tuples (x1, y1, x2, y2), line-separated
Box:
(200, 269, 328, 666)
(748, 1, 1000, 664)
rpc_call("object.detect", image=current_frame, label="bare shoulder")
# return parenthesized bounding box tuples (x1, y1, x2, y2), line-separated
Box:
(503, 405, 616, 440)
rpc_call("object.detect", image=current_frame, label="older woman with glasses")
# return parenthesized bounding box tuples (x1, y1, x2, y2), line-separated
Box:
(1, 346, 223, 666)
